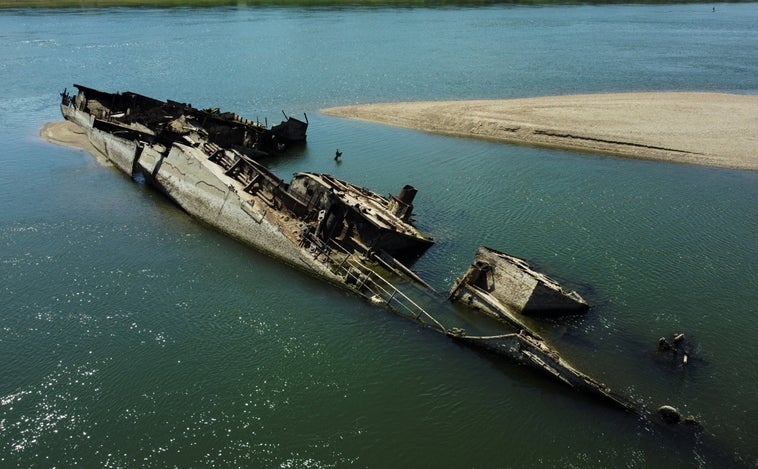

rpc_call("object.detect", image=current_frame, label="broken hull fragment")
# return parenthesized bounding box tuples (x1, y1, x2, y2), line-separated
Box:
(450, 331, 640, 414)
(450, 246, 589, 324)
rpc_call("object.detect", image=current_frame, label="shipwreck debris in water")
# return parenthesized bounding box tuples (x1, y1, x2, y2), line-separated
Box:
(55, 85, 697, 430)
(445, 247, 638, 413)
(657, 332, 697, 369)
(449, 329, 639, 413)
(449, 246, 589, 325)
(61, 84, 307, 158)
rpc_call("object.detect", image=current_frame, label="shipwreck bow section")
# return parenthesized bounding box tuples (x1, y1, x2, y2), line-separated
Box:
(61, 84, 307, 157)
(59, 85, 432, 283)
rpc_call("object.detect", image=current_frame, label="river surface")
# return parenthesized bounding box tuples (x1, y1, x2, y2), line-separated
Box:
(1, 3, 757, 467)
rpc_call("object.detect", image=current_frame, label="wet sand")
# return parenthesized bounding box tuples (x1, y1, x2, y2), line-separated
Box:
(321, 92, 758, 171)
(40, 120, 111, 165)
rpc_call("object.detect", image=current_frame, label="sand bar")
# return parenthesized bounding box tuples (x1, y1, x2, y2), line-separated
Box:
(321, 92, 758, 171)
(40, 120, 111, 165)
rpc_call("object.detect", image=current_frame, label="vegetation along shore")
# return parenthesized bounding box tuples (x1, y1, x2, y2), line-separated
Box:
(0, 0, 738, 8)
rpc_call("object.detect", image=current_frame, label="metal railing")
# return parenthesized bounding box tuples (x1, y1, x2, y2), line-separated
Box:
(302, 231, 447, 333)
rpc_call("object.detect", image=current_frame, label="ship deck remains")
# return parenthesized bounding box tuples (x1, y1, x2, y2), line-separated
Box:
(56, 85, 701, 430)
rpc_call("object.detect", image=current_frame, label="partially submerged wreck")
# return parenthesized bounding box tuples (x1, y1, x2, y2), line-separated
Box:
(59, 85, 435, 303)
(450, 246, 589, 330)
(56, 85, 697, 427)
(61, 84, 307, 158)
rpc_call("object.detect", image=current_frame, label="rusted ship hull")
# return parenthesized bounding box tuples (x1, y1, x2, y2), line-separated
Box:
(59, 87, 431, 282)
(60, 99, 148, 175)
(61, 84, 307, 156)
(271, 111, 308, 143)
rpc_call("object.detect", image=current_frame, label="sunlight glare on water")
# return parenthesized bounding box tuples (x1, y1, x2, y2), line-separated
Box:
(1, 3, 757, 467)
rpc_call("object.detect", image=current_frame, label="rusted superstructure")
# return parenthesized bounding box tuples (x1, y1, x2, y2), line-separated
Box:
(59, 86, 434, 293)
(56, 85, 697, 428)
(62, 84, 307, 157)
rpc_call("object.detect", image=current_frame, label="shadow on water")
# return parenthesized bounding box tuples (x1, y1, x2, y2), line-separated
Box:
(259, 141, 311, 171)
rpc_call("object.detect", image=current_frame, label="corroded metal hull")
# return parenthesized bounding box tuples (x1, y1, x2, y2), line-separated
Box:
(59, 88, 431, 285)
(146, 142, 337, 278)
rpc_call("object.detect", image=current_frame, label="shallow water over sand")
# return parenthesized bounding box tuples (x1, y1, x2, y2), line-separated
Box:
(1, 4, 757, 467)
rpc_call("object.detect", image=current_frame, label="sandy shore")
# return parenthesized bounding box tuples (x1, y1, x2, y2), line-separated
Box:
(321, 92, 758, 171)
(40, 120, 111, 165)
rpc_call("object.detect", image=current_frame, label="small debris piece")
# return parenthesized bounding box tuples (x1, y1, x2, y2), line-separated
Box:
(658, 405, 682, 424)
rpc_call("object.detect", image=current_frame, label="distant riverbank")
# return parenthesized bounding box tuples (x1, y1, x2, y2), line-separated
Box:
(322, 92, 758, 171)
(0, 0, 728, 8)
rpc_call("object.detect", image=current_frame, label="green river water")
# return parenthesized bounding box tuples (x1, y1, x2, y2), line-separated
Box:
(1, 3, 756, 467)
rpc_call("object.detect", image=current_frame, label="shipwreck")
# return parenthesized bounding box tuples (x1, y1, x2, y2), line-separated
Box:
(61, 84, 307, 158)
(55, 85, 698, 427)
(450, 246, 589, 330)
